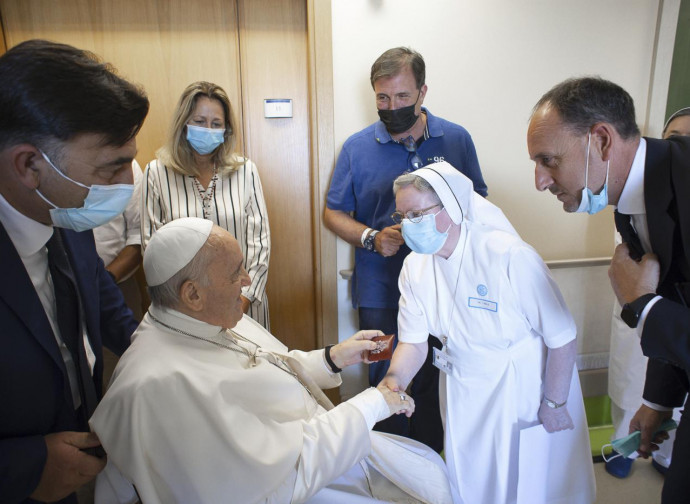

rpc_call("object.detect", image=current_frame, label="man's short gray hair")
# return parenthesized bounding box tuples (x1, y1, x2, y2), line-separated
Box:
(147, 232, 220, 309)
(393, 172, 441, 204)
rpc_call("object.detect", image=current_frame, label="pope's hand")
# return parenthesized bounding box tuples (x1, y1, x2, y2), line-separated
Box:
(538, 403, 574, 432)
(377, 383, 415, 417)
(329, 330, 381, 369)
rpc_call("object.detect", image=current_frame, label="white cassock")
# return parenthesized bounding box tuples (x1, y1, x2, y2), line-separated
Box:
(90, 305, 453, 504)
(398, 220, 596, 504)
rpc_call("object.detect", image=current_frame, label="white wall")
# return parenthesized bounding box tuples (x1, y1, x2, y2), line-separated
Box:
(329, 0, 678, 398)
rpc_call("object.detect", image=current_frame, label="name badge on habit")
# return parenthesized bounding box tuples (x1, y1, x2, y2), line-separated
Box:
(468, 297, 498, 312)
(433, 347, 452, 374)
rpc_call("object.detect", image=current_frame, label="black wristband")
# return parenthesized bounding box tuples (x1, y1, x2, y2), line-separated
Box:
(324, 345, 342, 373)
(621, 293, 656, 328)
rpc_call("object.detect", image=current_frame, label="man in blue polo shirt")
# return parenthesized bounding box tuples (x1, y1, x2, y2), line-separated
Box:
(325, 46, 487, 451)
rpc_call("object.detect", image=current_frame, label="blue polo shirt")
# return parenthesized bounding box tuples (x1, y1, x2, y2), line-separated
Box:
(327, 108, 487, 309)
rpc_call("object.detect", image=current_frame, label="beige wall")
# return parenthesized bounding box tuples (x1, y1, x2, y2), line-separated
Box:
(330, 0, 670, 263)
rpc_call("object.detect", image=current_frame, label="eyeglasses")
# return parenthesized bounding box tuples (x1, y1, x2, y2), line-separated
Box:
(402, 135, 424, 170)
(391, 203, 442, 224)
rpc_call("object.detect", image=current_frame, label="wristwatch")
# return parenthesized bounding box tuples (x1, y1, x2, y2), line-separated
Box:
(362, 229, 379, 252)
(620, 293, 656, 328)
(544, 397, 567, 409)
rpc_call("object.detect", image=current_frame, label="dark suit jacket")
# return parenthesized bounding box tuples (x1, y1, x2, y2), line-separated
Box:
(639, 136, 690, 407)
(0, 223, 137, 504)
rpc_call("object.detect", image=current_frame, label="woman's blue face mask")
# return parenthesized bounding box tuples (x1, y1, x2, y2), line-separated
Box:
(401, 208, 450, 255)
(186, 124, 225, 155)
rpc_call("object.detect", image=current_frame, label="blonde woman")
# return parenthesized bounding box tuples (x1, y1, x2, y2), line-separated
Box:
(143, 81, 270, 328)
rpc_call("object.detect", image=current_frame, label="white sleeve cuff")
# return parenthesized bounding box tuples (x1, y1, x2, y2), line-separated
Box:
(637, 295, 663, 338)
(346, 387, 390, 430)
(641, 399, 674, 412)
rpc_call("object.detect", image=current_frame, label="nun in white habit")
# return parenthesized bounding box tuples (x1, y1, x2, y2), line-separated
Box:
(90, 217, 453, 504)
(383, 162, 595, 504)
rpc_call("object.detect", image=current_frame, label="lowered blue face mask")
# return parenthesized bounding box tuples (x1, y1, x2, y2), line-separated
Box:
(602, 418, 678, 461)
(35, 151, 134, 232)
(576, 132, 609, 215)
(401, 209, 450, 255)
(186, 124, 225, 155)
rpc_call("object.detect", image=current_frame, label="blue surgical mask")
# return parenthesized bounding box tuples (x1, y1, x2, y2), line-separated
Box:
(602, 418, 678, 461)
(186, 124, 225, 155)
(35, 151, 134, 232)
(576, 132, 609, 215)
(401, 209, 450, 255)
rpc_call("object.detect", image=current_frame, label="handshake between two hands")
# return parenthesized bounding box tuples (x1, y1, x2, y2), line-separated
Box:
(331, 330, 412, 417)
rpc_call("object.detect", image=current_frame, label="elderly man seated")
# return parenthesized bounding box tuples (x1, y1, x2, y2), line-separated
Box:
(90, 218, 452, 504)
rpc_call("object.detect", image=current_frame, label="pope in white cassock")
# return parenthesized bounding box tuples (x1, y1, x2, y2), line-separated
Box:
(89, 217, 453, 504)
(382, 162, 596, 504)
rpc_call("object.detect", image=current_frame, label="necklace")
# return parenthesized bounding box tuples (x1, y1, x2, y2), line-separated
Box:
(192, 163, 219, 219)
(434, 223, 469, 350)
(148, 313, 316, 401)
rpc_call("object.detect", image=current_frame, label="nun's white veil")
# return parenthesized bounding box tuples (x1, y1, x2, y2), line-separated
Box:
(414, 161, 518, 236)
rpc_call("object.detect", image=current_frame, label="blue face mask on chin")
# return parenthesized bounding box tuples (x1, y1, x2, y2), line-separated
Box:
(186, 124, 225, 155)
(35, 150, 134, 232)
(576, 132, 609, 215)
(602, 418, 678, 461)
(401, 209, 450, 255)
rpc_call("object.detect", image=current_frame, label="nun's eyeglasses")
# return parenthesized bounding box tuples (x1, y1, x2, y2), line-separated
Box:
(402, 135, 424, 170)
(391, 204, 442, 224)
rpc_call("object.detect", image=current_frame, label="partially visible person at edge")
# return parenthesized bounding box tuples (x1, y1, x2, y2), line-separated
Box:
(324, 47, 487, 451)
(0, 39, 148, 503)
(142, 81, 271, 329)
(662, 107, 690, 138)
(527, 77, 690, 504)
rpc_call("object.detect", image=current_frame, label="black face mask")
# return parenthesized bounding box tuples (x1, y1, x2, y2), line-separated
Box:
(377, 92, 421, 134)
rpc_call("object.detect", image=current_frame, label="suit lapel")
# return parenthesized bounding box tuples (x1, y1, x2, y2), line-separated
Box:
(644, 138, 675, 284)
(668, 137, 690, 274)
(0, 222, 66, 370)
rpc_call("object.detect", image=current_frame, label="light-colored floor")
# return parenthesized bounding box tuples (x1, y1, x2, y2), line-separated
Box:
(594, 458, 665, 504)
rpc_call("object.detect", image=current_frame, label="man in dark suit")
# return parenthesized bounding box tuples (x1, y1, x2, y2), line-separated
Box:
(0, 40, 149, 503)
(526, 77, 689, 504)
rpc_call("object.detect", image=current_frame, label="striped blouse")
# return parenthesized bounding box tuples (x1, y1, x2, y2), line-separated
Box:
(142, 156, 271, 329)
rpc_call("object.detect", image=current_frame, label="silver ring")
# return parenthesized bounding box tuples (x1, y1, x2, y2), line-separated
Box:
(399, 394, 406, 401)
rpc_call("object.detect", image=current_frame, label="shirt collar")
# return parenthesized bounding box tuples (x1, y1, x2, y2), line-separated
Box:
(148, 303, 227, 341)
(616, 138, 646, 215)
(0, 190, 53, 257)
(374, 107, 438, 144)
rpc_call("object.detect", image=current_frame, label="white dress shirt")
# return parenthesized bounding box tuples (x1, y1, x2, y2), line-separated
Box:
(0, 191, 94, 408)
